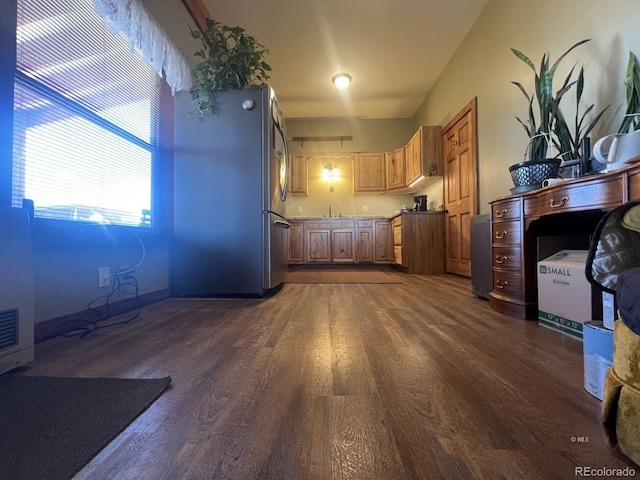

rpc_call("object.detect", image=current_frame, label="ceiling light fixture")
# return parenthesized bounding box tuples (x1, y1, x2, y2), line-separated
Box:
(332, 73, 352, 90)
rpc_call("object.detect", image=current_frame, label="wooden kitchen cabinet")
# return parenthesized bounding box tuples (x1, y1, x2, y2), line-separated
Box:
(386, 147, 406, 191)
(356, 220, 374, 263)
(304, 220, 355, 263)
(289, 218, 391, 264)
(392, 212, 445, 274)
(287, 221, 304, 263)
(288, 154, 308, 196)
(353, 153, 386, 194)
(374, 220, 393, 263)
(405, 126, 443, 187)
(306, 228, 331, 262)
(331, 229, 356, 262)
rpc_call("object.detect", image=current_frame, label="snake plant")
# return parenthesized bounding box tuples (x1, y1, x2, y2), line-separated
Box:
(511, 39, 591, 161)
(618, 51, 640, 134)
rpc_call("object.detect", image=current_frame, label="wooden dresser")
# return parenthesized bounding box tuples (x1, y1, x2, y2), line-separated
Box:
(489, 162, 640, 319)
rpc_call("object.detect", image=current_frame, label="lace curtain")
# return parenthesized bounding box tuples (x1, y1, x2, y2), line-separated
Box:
(91, 0, 192, 94)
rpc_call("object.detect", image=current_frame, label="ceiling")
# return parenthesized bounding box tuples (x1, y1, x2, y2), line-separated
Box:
(202, 0, 489, 120)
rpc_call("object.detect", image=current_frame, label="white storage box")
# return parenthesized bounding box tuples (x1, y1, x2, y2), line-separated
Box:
(537, 250, 592, 340)
(583, 321, 614, 400)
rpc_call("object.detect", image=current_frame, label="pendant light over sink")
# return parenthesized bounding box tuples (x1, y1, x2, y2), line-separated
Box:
(332, 73, 351, 90)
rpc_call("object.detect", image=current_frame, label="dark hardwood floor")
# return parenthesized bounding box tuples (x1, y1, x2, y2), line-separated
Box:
(25, 272, 636, 479)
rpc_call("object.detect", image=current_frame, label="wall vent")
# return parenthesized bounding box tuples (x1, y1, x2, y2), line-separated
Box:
(0, 309, 19, 352)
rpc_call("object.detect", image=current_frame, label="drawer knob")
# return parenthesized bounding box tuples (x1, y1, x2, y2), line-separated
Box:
(495, 255, 508, 264)
(495, 230, 508, 239)
(495, 279, 509, 289)
(495, 208, 508, 218)
(549, 196, 569, 208)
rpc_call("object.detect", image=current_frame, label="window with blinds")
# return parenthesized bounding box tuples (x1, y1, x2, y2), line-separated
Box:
(13, 0, 167, 227)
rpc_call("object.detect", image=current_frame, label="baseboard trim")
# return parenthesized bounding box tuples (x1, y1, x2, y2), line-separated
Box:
(34, 288, 172, 343)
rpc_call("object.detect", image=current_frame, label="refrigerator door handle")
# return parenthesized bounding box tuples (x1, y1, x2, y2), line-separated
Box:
(273, 218, 291, 229)
(267, 210, 289, 222)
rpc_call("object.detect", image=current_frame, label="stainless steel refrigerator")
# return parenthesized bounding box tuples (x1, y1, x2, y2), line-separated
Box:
(173, 85, 290, 296)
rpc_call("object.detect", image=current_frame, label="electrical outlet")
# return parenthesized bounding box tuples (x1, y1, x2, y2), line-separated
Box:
(297, 206, 303, 213)
(98, 267, 110, 288)
(362, 205, 369, 212)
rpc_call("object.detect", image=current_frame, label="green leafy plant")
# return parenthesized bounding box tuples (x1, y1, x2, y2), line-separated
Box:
(511, 39, 590, 161)
(618, 51, 640, 134)
(553, 66, 609, 161)
(189, 19, 272, 115)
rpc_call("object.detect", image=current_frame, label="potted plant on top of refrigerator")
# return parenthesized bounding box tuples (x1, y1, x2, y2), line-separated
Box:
(189, 19, 272, 115)
(508, 39, 604, 191)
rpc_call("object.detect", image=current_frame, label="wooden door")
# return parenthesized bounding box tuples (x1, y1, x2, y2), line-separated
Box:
(443, 98, 478, 277)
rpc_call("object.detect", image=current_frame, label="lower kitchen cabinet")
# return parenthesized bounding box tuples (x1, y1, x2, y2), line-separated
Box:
(287, 217, 392, 264)
(307, 228, 332, 262)
(374, 220, 393, 263)
(392, 212, 445, 274)
(356, 220, 374, 263)
(331, 229, 355, 262)
(287, 221, 304, 263)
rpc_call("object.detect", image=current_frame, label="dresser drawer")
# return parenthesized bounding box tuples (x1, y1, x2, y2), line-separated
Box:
(492, 220, 521, 245)
(392, 216, 402, 228)
(393, 225, 402, 245)
(630, 167, 640, 200)
(492, 270, 523, 298)
(523, 176, 624, 216)
(491, 198, 521, 222)
(492, 246, 522, 271)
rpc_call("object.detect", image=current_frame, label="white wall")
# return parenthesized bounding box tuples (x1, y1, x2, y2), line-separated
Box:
(412, 0, 640, 213)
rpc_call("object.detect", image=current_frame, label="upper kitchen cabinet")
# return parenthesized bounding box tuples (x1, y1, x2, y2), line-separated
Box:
(387, 126, 442, 194)
(385, 147, 406, 191)
(353, 153, 386, 194)
(288, 154, 308, 196)
(407, 126, 442, 187)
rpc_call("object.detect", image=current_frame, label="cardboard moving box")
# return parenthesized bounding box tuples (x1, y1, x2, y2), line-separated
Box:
(537, 250, 593, 340)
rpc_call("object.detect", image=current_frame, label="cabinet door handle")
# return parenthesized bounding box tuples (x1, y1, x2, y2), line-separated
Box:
(549, 196, 569, 208)
(495, 279, 508, 289)
(495, 209, 507, 218)
(495, 230, 508, 239)
(495, 255, 508, 264)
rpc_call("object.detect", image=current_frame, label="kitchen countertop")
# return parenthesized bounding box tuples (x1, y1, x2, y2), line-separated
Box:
(288, 211, 445, 221)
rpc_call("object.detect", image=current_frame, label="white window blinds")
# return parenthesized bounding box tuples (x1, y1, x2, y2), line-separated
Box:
(13, 0, 172, 227)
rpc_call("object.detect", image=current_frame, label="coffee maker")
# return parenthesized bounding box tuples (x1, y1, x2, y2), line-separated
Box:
(413, 195, 428, 211)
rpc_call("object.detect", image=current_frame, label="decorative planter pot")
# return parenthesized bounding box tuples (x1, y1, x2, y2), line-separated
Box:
(508, 158, 561, 194)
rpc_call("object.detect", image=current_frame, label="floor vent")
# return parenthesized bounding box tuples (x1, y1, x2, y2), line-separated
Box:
(0, 309, 19, 352)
